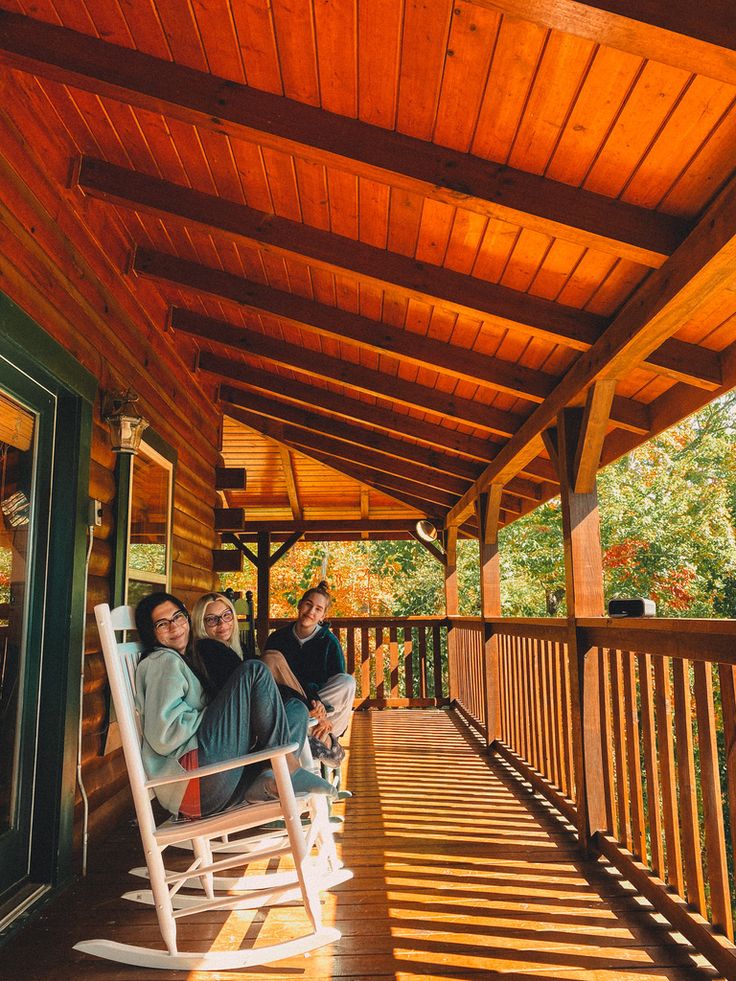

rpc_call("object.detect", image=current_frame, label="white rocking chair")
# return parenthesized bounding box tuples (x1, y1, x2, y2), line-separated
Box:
(75, 602, 347, 971)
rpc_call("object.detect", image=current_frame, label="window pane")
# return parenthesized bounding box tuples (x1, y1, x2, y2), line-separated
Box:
(0, 421, 35, 833)
(128, 451, 169, 580)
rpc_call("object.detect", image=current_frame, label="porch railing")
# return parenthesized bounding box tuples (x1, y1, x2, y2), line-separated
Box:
(269, 616, 449, 708)
(448, 614, 736, 980)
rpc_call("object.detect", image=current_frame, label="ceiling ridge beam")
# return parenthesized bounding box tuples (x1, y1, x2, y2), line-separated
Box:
(0, 12, 686, 265)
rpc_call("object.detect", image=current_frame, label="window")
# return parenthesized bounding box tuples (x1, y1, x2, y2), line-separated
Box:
(126, 442, 173, 606)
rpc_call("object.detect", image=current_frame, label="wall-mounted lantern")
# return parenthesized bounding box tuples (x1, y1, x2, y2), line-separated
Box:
(102, 389, 149, 455)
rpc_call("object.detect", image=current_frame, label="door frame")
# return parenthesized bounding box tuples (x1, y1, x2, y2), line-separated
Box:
(0, 293, 95, 908)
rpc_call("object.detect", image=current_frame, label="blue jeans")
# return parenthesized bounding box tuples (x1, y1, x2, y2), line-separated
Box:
(196, 659, 308, 816)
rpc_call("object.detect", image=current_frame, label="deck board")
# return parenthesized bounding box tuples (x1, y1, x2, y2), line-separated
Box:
(1, 710, 722, 981)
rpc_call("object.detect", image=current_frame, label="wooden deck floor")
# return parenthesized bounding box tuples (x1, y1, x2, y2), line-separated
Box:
(1, 709, 724, 981)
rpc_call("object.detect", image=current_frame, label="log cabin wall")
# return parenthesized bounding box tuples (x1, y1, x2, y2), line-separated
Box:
(0, 65, 221, 846)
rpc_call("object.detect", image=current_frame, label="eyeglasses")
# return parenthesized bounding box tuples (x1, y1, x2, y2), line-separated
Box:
(204, 609, 234, 628)
(153, 610, 189, 632)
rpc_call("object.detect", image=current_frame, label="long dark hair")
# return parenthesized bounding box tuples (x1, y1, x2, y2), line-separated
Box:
(134, 591, 190, 657)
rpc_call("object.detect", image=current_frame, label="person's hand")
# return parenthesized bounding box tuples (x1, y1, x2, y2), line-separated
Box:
(312, 717, 333, 741)
(309, 698, 327, 721)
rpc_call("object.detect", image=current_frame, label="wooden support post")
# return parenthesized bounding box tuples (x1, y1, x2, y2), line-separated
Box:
(557, 407, 607, 849)
(256, 529, 271, 652)
(476, 489, 502, 747)
(445, 524, 459, 702)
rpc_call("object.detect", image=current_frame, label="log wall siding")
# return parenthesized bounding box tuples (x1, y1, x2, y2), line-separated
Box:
(0, 78, 220, 846)
(449, 615, 736, 980)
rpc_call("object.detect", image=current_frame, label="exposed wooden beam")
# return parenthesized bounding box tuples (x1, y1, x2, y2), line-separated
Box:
(476, 0, 736, 88)
(278, 446, 302, 521)
(410, 531, 447, 565)
(219, 384, 481, 482)
(0, 13, 686, 265)
(269, 530, 303, 567)
(244, 519, 428, 534)
(149, 253, 649, 433)
(304, 447, 449, 515)
(476, 484, 504, 547)
(222, 532, 257, 568)
(225, 403, 466, 503)
(541, 428, 560, 478)
(73, 160, 717, 390)
(200, 350, 504, 463)
(360, 487, 370, 540)
(173, 306, 527, 438)
(573, 380, 617, 494)
(447, 171, 736, 525)
(97, 161, 606, 351)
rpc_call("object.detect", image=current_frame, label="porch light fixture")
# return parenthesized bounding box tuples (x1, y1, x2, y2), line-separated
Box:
(102, 389, 149, 455)
(415, 519, 438, 543)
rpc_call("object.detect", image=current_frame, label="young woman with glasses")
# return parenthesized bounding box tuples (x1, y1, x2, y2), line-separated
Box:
(133, 592, 336, 820)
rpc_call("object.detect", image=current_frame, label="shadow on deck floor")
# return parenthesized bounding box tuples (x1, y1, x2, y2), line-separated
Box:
(0, 709, 723, 981)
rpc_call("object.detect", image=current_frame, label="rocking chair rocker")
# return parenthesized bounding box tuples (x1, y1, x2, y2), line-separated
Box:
(74, 602, 348, 971)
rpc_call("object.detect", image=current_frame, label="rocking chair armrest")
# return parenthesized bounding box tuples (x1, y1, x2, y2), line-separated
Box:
(144, 741, 299, 789)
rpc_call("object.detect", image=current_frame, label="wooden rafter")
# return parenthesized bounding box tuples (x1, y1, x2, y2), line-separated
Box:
(202, 351, 504, 463)
(278, 445, 302, 521)
(76, 161, 720, 390)
(174, 306, 527, 438)
(0, 13, 688, 266)
(220, 384, 481, 481)
(152, 257, 650, 434)
(476, 0, 736, 88)
(301, 447, 448, 516)
(447, 171, 736, 525)
(225, 403, 462, 507)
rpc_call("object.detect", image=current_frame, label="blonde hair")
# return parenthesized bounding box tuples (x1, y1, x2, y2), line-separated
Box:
(190, 591, 243, 657)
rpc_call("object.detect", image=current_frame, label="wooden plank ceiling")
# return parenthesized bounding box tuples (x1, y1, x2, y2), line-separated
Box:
(1, 1, 735, 538)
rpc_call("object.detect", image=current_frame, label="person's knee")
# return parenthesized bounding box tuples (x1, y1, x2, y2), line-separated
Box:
(333, 672, 356, 696)
(261, 650, 288, 671)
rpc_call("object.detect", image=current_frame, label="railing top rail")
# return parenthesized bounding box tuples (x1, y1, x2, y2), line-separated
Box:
(578, 618, 736, 665)
(269, 616, 448, 627)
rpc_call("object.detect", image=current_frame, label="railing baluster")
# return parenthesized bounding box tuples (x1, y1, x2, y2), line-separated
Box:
(418, 626, 427, 699)
(623, 651, 647, 862)
(432, 623, 443, 700)
(610, 650, 632, 852)
(693, 659, 733, 938)
(718, 661, 736, 915)
(599, 648, 618, 838)
(389, 624, 399, 699)
(404, 625, 414, 699)
(652, 655, 684, 896)
(637, 653, 664, 878)
(672, 657, 707, 915)
(560, 641, 574, 799)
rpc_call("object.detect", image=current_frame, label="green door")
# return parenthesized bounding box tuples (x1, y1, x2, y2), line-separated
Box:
(0, 364, 55, 903)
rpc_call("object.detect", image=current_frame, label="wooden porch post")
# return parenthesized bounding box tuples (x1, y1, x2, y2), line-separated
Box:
(557, 404, 608, 848)
(256, 529, 271, 652)
(476, 488, 502, 747)
(445, 524, 459, 702)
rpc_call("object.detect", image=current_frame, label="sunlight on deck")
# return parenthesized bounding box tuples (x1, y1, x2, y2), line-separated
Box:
(7, 709, 721, 980)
